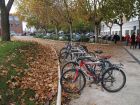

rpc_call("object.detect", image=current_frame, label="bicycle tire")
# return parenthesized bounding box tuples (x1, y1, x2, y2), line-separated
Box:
(60, 69, 86, 93)
(59, 48, 67, 55)
(61, 61, 79, 74)
(101, 67, 126, 92)
(59, 52, 72, 63)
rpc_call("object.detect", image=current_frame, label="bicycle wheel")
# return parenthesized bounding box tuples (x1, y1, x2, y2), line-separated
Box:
(60, 69, 86, 93)
(59, 48, 67, 55)
(59, 52, 72, 63)
(101, 68, 126, 92)
(61, 62, 79, 74)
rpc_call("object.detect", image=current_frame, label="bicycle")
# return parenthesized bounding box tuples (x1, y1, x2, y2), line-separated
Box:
(59, 44, 95, 63)
(61, 51, 112, 74)
(60, 56, 126, 93)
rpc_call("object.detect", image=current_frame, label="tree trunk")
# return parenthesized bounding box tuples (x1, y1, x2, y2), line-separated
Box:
(120, 24, 123, 41)
(44, 29, 48, 34)
(109, 27, 112, 35)
(94, 0, 97, 43)
(55, 26, 58, 36)
(95, 26, 99, 43)
(69, 23, 73, 42)
(139, 15, 140, 34)
(120, 16, 123, 41)
(1, 4, 10, 41)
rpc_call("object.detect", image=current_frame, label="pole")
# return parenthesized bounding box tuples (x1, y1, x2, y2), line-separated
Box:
(103, 24, 104, 35)
(70, 23, 72, 44)
(120, 15, 123, 41)
(94, 0, 97, 43)
(138, 13, 140, 34)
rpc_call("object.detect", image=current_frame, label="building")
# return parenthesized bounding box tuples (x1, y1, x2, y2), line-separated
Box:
(0, 14, 23, 36)
(101, 16, 140, 36)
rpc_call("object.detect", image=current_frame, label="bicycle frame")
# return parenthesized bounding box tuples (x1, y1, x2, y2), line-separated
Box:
(74, 59, 102, 82)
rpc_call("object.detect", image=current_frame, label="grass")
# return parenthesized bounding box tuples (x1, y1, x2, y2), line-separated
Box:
(0, 41, 38, 105)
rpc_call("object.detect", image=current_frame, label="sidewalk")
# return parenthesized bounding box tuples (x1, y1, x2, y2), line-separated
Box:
(70, 45, 140, 105)
(123, 46, 140, 64)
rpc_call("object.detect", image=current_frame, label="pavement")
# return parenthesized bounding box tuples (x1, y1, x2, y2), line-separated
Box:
(70, 46, 140, 105)
(123, 46, 140, 64)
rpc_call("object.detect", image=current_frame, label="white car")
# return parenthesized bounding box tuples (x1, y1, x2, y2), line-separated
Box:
(10, 32, 17, 36)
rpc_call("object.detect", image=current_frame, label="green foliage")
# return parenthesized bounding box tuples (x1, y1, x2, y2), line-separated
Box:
(16, 0, 138, 34)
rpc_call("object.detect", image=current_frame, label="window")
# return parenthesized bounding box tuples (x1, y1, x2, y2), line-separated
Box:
(115, 31, 118, 34)
(9, 16, 13, 21)
(14, 16, 19, 21)
(14, 21, 20, 27)
(112, 31, 114, 35)
(125, 30, 129, 34)
(137, 29, 140, 34)
(119, 31, 121, 35)
(131, 30, 135, 35)
(10, 24, 13, 27)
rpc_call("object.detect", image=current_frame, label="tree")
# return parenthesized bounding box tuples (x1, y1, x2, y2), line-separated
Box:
(135, 0, 140, 33)
(0, 0, 14, 41)
(16, 0, 65, 34)
(108, 0, 135, 40)
(105, 20, 113, 35)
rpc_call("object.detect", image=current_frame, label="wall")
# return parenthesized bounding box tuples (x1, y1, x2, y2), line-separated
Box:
(101, 17, 140, 36)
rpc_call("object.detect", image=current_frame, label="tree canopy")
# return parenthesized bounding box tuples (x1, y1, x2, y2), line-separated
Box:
(16, 0, 139, 36)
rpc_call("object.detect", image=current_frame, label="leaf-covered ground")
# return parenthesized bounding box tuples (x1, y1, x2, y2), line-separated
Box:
(0, 41, 58, 105)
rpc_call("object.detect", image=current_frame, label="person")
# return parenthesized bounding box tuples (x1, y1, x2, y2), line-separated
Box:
(113, 33, 118, 44)
(136, 33, 140, 49)
(124, 34, 130, 46)
(130, 32, 136, 49)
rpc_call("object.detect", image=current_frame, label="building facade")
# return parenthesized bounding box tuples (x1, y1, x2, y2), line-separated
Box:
(0, 14, 23, 36)
(101, 17, 140, 36)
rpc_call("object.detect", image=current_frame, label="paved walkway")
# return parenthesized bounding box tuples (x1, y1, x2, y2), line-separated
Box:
(123, 46, 140, 64)
(70, 47, 140, 105)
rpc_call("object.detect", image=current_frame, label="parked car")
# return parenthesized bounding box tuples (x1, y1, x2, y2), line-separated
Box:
(10, 32, 17, 36)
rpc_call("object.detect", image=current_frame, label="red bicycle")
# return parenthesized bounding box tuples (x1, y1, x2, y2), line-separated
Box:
(60, 56, 126, 93)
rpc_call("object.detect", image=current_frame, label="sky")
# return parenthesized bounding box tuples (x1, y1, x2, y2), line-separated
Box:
(10, 6, 16, 13)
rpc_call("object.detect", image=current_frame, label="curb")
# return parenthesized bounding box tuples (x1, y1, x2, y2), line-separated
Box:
(49, 47, 62, 105)
(123, 47, 140, 65)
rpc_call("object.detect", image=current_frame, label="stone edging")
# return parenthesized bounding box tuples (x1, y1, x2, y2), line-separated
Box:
(123, 47, 140, 65)
(49, 47, 62, 105)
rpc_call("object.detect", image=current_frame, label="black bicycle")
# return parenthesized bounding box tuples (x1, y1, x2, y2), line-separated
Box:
(60, 56, 126, 93)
